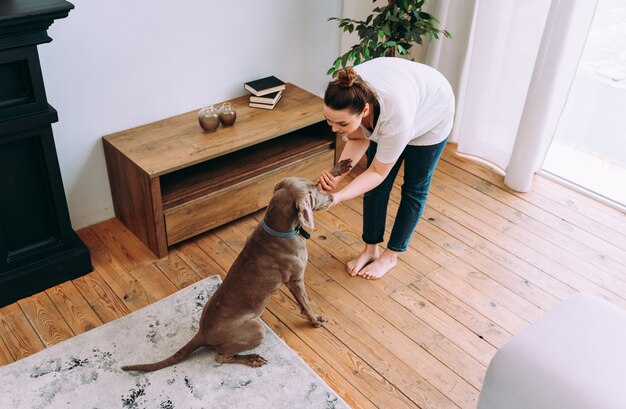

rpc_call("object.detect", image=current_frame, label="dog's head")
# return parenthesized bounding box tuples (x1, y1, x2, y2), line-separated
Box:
(272, 177, 333, 229)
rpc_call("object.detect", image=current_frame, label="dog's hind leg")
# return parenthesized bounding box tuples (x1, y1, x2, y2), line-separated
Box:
(121, 332, 205, 373)
(285, 279, 327, 327)
(215, 353, 268, 367)
(214, 319, 268, 367)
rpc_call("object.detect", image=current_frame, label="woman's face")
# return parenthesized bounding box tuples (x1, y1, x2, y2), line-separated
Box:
(323, 104, 368, 137)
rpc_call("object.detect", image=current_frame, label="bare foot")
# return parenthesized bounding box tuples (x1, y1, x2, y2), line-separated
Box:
(347, 244, 379, 276)
(357, 249, 398, 280)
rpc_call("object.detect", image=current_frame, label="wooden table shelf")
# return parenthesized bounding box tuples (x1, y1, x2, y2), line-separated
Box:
(103, 84, 337, 257)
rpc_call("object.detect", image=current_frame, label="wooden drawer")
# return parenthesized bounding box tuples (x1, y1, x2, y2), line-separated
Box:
(163, 149, 334, 245)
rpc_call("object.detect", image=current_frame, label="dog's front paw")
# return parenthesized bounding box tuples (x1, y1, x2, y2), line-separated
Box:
(311, 315, 327, 328)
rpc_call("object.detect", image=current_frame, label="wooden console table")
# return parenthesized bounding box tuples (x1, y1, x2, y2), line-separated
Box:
(103, 84, 337, 258)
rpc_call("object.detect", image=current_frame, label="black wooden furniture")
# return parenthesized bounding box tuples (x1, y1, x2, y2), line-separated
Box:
(0, 0, 92, 307)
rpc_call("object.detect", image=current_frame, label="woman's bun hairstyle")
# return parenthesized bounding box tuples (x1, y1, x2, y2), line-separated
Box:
(335, 67, 359, 88)
(325, 66, 377, 114)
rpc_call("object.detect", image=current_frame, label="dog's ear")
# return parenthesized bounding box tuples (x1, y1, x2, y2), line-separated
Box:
(296, 193, 314, 229)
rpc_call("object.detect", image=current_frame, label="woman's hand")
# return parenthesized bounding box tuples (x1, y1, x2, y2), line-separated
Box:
(317, 169, 342, 192)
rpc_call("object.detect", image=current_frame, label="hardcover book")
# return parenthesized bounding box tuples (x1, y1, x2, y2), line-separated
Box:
(250, 90, 282, 105)
(244, 76, 286, 96)
(249, 92, 283, 110)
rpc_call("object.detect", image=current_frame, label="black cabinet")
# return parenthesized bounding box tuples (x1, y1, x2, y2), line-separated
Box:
(0, 0, 92, 307)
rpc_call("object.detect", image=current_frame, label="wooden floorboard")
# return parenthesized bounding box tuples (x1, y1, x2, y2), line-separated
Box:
(46, 281, 103, 335)
(2, 143, 625, 408)
(17, 292, 75, 347)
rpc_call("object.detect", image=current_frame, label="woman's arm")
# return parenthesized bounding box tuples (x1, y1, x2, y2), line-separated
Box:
(318, 128, 370, 191)
(338, 128, 371, 166)
(331, 157, 394, 205)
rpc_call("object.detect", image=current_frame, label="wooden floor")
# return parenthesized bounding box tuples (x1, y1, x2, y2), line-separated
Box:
(2, 144, 626, 408)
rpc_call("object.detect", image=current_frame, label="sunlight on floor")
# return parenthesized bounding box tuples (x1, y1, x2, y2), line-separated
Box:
(543, 140, 626, 206)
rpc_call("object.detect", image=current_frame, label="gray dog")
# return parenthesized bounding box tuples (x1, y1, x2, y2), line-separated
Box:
(122, 161, 351, 372)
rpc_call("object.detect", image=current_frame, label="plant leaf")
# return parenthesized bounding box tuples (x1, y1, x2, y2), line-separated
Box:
(327, 0, 452, 74)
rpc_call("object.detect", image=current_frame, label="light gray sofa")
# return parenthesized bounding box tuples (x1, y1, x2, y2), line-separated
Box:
(478, 293, 626, 409)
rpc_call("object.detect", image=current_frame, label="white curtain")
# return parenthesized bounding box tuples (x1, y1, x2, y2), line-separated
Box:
(413, 0, 599, 192)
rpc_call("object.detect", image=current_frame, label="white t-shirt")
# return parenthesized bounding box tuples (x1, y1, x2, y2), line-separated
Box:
(354, 57, 455, 163)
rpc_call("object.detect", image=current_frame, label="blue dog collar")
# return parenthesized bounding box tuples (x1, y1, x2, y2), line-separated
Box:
(261, 219, 310, 240)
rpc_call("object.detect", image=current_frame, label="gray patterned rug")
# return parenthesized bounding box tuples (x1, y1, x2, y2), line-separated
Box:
(0, 275, 348, 409)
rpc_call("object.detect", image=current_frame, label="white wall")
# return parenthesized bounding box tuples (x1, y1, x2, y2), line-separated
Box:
(38, 0, 342, 229)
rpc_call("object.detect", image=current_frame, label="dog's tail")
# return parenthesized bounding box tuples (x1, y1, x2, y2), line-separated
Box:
(121, 333, 205, 373)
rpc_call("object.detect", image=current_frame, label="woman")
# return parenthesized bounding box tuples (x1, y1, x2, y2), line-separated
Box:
(318, 57, 455, 280)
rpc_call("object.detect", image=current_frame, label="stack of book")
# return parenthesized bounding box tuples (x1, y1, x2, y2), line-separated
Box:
(244, 75, 286, 110)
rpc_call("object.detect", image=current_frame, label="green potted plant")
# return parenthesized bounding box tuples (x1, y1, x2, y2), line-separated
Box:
(328, 0, 451, 76)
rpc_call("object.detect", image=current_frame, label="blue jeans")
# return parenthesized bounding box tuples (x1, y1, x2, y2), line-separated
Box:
(362, 138, 447, 252)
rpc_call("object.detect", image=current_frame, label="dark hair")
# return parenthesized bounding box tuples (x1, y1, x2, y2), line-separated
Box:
(324, 67, 377, 114)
